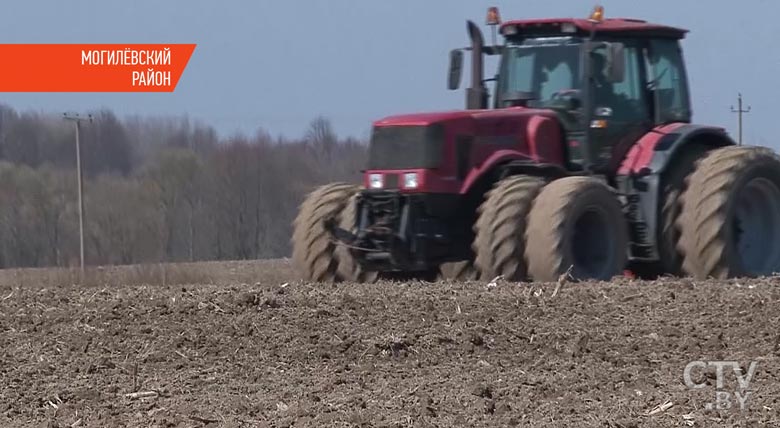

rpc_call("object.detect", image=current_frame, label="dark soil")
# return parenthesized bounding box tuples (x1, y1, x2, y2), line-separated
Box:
(2, 267, 780, 427)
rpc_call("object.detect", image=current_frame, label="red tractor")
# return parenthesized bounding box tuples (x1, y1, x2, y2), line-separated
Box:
(292, 7, 780, 282)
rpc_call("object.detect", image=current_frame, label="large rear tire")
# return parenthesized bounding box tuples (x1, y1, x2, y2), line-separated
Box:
(678, 146, 780, 279)
(633, 144, 711, 278)
(291, 183, 359, 282)
(526, 177, 628, 282)
(472, 175, 545, 281)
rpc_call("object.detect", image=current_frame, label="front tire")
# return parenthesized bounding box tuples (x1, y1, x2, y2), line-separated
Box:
(678, 146, 780, 279)
(291, 183, 359, 282)
(336, 193, 377, 283)
(472, 175, 545, 281)
(526, 177, 628, 282)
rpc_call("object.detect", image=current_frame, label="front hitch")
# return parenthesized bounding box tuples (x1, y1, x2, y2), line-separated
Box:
(324, 216, 413, 270)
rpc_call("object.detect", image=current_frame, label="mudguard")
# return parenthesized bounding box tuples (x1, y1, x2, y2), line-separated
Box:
(619, 123, 734, 176)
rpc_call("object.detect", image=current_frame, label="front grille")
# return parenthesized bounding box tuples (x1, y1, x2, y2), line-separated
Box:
(368, 125, 445, 170)
(384, 174, 399, 189)
(362, 191, 400, 219)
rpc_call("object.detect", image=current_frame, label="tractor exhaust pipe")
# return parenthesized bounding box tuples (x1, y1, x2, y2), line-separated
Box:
(466, 20, 488, 110)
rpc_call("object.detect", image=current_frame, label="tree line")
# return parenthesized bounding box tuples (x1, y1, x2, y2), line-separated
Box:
(0, 105, 366, 268)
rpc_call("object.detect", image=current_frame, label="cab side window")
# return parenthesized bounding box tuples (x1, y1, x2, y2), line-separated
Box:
(648, 40, 691, 123)
(610, 45, 648, 120)
(612, 47, 643, 105)
(592, 45, 648, 122)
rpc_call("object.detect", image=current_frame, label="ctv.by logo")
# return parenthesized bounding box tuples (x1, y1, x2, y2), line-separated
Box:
(684, 361, 758, 411)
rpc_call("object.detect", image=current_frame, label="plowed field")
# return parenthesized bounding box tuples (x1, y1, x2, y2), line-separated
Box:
(1, 261, 779, 427)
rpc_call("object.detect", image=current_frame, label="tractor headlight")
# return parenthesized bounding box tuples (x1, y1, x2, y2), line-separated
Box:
(403, 172, 419, 189)
(369, 173, 383, 189)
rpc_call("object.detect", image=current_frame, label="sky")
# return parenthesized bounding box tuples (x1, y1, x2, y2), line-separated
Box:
(1, 0, 778, 147)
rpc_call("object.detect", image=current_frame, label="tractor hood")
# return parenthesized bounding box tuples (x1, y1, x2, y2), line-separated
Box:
(373, 107, 552, 128)
(368, 106, 566, 188)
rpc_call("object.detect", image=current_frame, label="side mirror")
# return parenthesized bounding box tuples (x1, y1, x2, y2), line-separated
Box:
(448, 49, 464, 90)
(604, 42, 625, 83)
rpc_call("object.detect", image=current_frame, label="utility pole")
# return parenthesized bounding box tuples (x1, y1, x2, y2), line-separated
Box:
(730, 93, 751, 146)
(63, 113, 92, 271)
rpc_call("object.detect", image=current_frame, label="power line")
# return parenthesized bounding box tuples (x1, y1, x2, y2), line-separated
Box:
(730, 93, 751, 146)
(62, 112, 92, 272)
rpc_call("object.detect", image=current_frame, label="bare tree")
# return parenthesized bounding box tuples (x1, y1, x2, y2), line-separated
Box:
(306, 116, 337, 163)
(143, 148, 204, 261)
(0, 105, 368, 267)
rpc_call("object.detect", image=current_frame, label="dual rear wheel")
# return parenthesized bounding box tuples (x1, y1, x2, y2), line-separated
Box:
(677, 146, 780, 279)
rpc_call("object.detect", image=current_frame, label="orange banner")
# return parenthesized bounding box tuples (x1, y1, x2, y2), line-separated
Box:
(0, 44, 196, 92)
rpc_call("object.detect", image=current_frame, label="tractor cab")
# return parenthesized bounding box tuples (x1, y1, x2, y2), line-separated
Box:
(449, 7, 692, 172)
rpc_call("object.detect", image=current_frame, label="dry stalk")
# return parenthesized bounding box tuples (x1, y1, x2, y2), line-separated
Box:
(646, 400, 674, 416)
(125, 391, 158, 400)
(552, 265, 574, 298)
(132, 359, 138, 392)
(190, 415, 219, 423)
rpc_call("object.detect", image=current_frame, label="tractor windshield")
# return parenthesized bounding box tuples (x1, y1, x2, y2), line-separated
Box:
(498, 37, 582, 107)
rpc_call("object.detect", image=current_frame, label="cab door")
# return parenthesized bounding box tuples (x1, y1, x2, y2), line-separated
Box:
(647, 39, 692, 124)
(589, 44, 654, 171)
